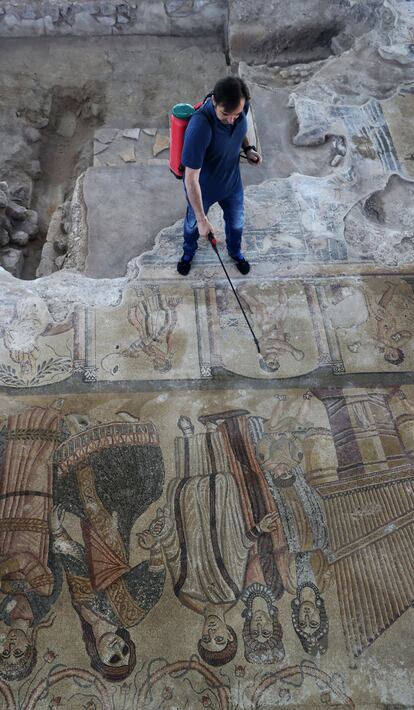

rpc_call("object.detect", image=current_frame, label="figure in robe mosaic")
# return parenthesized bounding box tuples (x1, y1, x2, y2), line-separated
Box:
(53, 413, 166, 681)
(141, 414, 281, 667)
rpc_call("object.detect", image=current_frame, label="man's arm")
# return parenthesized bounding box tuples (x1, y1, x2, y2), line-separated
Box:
(184, 168, 215, 240)
(241, 136, 262, 165)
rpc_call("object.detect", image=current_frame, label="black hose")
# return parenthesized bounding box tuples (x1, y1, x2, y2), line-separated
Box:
(208, 232, 261, 354)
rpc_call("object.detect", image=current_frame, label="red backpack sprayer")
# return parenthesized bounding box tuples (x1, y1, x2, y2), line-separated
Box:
(170, 99, 263, 363)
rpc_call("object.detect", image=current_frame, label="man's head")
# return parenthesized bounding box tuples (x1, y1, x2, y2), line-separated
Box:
(0, 628, 37, 681)
(212, 77, 250, 125)
(198, 615, 238, 666)
(241, 584, 285, 664)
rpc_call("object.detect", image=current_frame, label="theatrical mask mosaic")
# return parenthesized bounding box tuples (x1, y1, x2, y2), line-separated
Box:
(1, 386, 414, 707)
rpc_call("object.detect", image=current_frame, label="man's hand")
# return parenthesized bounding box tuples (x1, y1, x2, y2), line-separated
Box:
(197, 216, 216, 241)
(137, 530, 160, 550)
(246, 148, 262, 166)
(258, 512, 278, 533)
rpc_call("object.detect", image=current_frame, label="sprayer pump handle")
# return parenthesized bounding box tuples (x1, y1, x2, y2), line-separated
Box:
(208, 232, 217, 247)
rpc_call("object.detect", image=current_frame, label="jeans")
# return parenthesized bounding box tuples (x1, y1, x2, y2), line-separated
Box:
(182, 188, 244, 261)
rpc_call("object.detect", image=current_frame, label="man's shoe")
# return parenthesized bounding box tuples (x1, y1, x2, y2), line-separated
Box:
(234, 257, 250, 275)
(177, 257, 192, 276)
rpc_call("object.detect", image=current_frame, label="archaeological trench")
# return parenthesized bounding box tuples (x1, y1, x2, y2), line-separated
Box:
(1, 1, 414, 708)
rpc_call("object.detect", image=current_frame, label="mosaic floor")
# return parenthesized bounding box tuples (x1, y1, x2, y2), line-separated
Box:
(2, 2, 414, 708)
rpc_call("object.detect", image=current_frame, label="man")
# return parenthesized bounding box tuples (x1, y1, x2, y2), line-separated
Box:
(241, 583, 285, 664)
(177, 76, 262, 276)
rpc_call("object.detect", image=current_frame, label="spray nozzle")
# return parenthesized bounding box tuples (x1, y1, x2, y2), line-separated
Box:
(208, 232, 217, 248)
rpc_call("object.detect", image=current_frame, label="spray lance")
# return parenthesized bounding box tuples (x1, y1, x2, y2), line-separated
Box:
(208, 232, 264, 364)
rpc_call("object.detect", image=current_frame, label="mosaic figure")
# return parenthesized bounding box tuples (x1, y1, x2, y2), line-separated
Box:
(143, 416, 278, 667)
(0, 296, 74, 377)
(329, 281, 413, 366)
(0, 404, 64, 681)
(124, 292, 183, 372)
(241, 583, 284, 664)
(250, 408, 331, 656)
(238, 286, 305, 372)
(53, 416, 166, 681)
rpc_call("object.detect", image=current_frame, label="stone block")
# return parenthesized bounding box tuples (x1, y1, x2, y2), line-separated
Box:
(10, 230, 30, 246)
(0, 247, 24, 277)
(0, 228, 9, 247)
(56, 111, 77, 138)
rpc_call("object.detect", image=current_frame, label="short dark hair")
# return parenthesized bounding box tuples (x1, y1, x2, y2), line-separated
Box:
(213, 77, 250, 112)
(197, 626, 238, 666)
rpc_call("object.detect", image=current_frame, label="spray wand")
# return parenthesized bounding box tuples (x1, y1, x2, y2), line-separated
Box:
(208, 232, 262, 357)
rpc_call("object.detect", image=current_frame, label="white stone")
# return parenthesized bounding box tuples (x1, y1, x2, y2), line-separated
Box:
(56, 112, 77, 138)
(0, 247, 24, 277)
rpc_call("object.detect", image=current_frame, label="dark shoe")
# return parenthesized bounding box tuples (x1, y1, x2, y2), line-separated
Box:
(234, 257, 250, 275)
(177, 257, 192, 276)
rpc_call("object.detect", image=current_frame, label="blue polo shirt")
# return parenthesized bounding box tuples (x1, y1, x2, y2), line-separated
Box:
(182, 98, 249, 203)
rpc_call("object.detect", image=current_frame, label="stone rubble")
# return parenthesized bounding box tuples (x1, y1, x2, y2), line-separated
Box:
(0, 179, 40, 275)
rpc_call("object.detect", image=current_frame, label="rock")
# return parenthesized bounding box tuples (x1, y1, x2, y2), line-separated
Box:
(11, 184, 31, 204)
(55, 254, 66, 269)
(120, 145, 136, 162)
(56, 111, 77, 138)
(54, 233, 68, 254)
(100, 3, 116, 16)
(61, 220, 71, 235)
(0, 213, 12, 233)
(143, 128, 157, 136)
(116, 14, 130, 24)
(18, 218, 39, 237)
(0, 227, 9, 247)
(153, 134, 170, 157)
(330, 153, 343, 167)
(21, 6, 37, 21)
(0, 247, 24, 278)
(97, 15, 116, 26)
(95, 128, 118, 144)
(90, 102, 101, 118)
(24, 126, 42, 143)
(35, 117, 49, 129)
(123, 128, 141, 140)
(11, 230, 30, 246)
(94, 141, 109, 155)
(7, 202, 27, 220)
(0, 190, 8, 209)
(0, 182, 9, 198)
(25, 209, 39, 225)
(29, 160, 42, 178)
